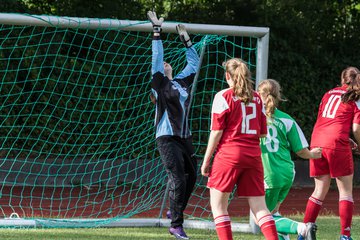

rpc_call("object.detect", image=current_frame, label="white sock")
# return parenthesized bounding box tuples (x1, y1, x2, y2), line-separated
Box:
(272, 211, 281, 217)
(297, 222, 306, 236)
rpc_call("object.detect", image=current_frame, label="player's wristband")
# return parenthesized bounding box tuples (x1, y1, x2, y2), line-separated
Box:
(153, 26, 162, 33)
(179, 35, 192, 48)
(184, 40, 192, 48)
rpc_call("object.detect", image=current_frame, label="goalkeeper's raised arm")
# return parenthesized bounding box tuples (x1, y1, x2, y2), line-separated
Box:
(174, 24, 200, 86)
(148, 10, 165, 89)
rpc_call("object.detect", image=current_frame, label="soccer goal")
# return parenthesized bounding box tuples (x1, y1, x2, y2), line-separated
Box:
(0, 13, 269, 232)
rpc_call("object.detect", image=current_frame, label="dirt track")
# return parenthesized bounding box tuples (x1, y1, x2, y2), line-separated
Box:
(0, 186, 358, 220)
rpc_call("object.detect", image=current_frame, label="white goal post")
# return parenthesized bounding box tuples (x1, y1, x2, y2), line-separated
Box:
(0, 13, 269, 233)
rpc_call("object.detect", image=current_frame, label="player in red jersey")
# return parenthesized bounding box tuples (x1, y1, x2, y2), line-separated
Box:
(301, 67, 360, 240)
(201, 58, 278, 240)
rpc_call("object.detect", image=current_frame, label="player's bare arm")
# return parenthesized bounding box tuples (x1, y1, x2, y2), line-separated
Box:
(201, 130, 223, 176)
(296, 147, 322, 159)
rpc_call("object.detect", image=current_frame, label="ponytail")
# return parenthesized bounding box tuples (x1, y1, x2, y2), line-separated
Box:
(224, 58, 254, 104)
(340, 67, 360, 103)
(257, 79, 286, 118)
(342, 73, 360, 103)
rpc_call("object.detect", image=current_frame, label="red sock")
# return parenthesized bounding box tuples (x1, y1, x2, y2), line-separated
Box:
(258, 214, 278, 240)
(339, 197, 354, 237)
(303, 195, 323, 223)
(214, 215, 233, 240)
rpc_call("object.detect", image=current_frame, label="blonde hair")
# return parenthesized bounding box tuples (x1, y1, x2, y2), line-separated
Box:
(341, 67, 360, 103)
(257, 79, 286, 118)
(223, 58, 254, 104)
(341, 66, 359, 85)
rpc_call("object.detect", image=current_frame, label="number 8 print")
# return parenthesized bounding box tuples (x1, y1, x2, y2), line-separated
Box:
(265, 125, 279, 152)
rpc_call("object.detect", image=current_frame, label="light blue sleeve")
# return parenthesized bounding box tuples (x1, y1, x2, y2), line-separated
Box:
(175, 46, 199, 79)
(152, 40, 164, 75)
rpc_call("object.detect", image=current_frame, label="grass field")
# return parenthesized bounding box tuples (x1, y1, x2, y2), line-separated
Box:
(0, 216, 358, 239)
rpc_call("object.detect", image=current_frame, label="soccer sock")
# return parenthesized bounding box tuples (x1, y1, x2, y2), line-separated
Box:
(339, 196, 354, 237)
(214, 215, 233, 240)
(272, 212, 298, 234)
(258, 214, 278, 240)
(278, 233, 290, 240)
(297, 223, 306, 236)
(303, 195, 323, 223)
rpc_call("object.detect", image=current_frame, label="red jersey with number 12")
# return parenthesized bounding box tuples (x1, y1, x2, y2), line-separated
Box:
(211, 88, 267, 167)
(311, 85, 360, 150)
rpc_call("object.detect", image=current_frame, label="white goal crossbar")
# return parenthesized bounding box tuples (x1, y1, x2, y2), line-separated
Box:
(0, 13, 269, 87)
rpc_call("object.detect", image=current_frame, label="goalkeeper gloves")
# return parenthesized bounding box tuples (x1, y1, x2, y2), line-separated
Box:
(176, 24, 192, 48)
(147, 11, 164, 33)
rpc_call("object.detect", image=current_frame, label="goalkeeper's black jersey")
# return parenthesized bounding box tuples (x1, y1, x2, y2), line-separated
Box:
(151, 39, 200, 139)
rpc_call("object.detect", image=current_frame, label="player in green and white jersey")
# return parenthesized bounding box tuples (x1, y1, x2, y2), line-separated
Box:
(258, 79, 322, 240)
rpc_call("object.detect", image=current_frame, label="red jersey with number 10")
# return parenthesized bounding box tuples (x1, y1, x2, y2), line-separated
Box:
(211, 88, 267, 167)
(311, 85, 360, 150)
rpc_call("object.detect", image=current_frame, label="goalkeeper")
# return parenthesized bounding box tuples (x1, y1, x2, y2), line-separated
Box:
(147, 11, 200, 240)
(257, 79, 322, 240)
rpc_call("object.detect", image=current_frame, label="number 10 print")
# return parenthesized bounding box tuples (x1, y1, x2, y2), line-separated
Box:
(322, 95, 341, 119)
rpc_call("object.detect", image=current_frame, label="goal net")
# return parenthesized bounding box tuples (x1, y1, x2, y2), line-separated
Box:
(0, 13, 269, 231)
